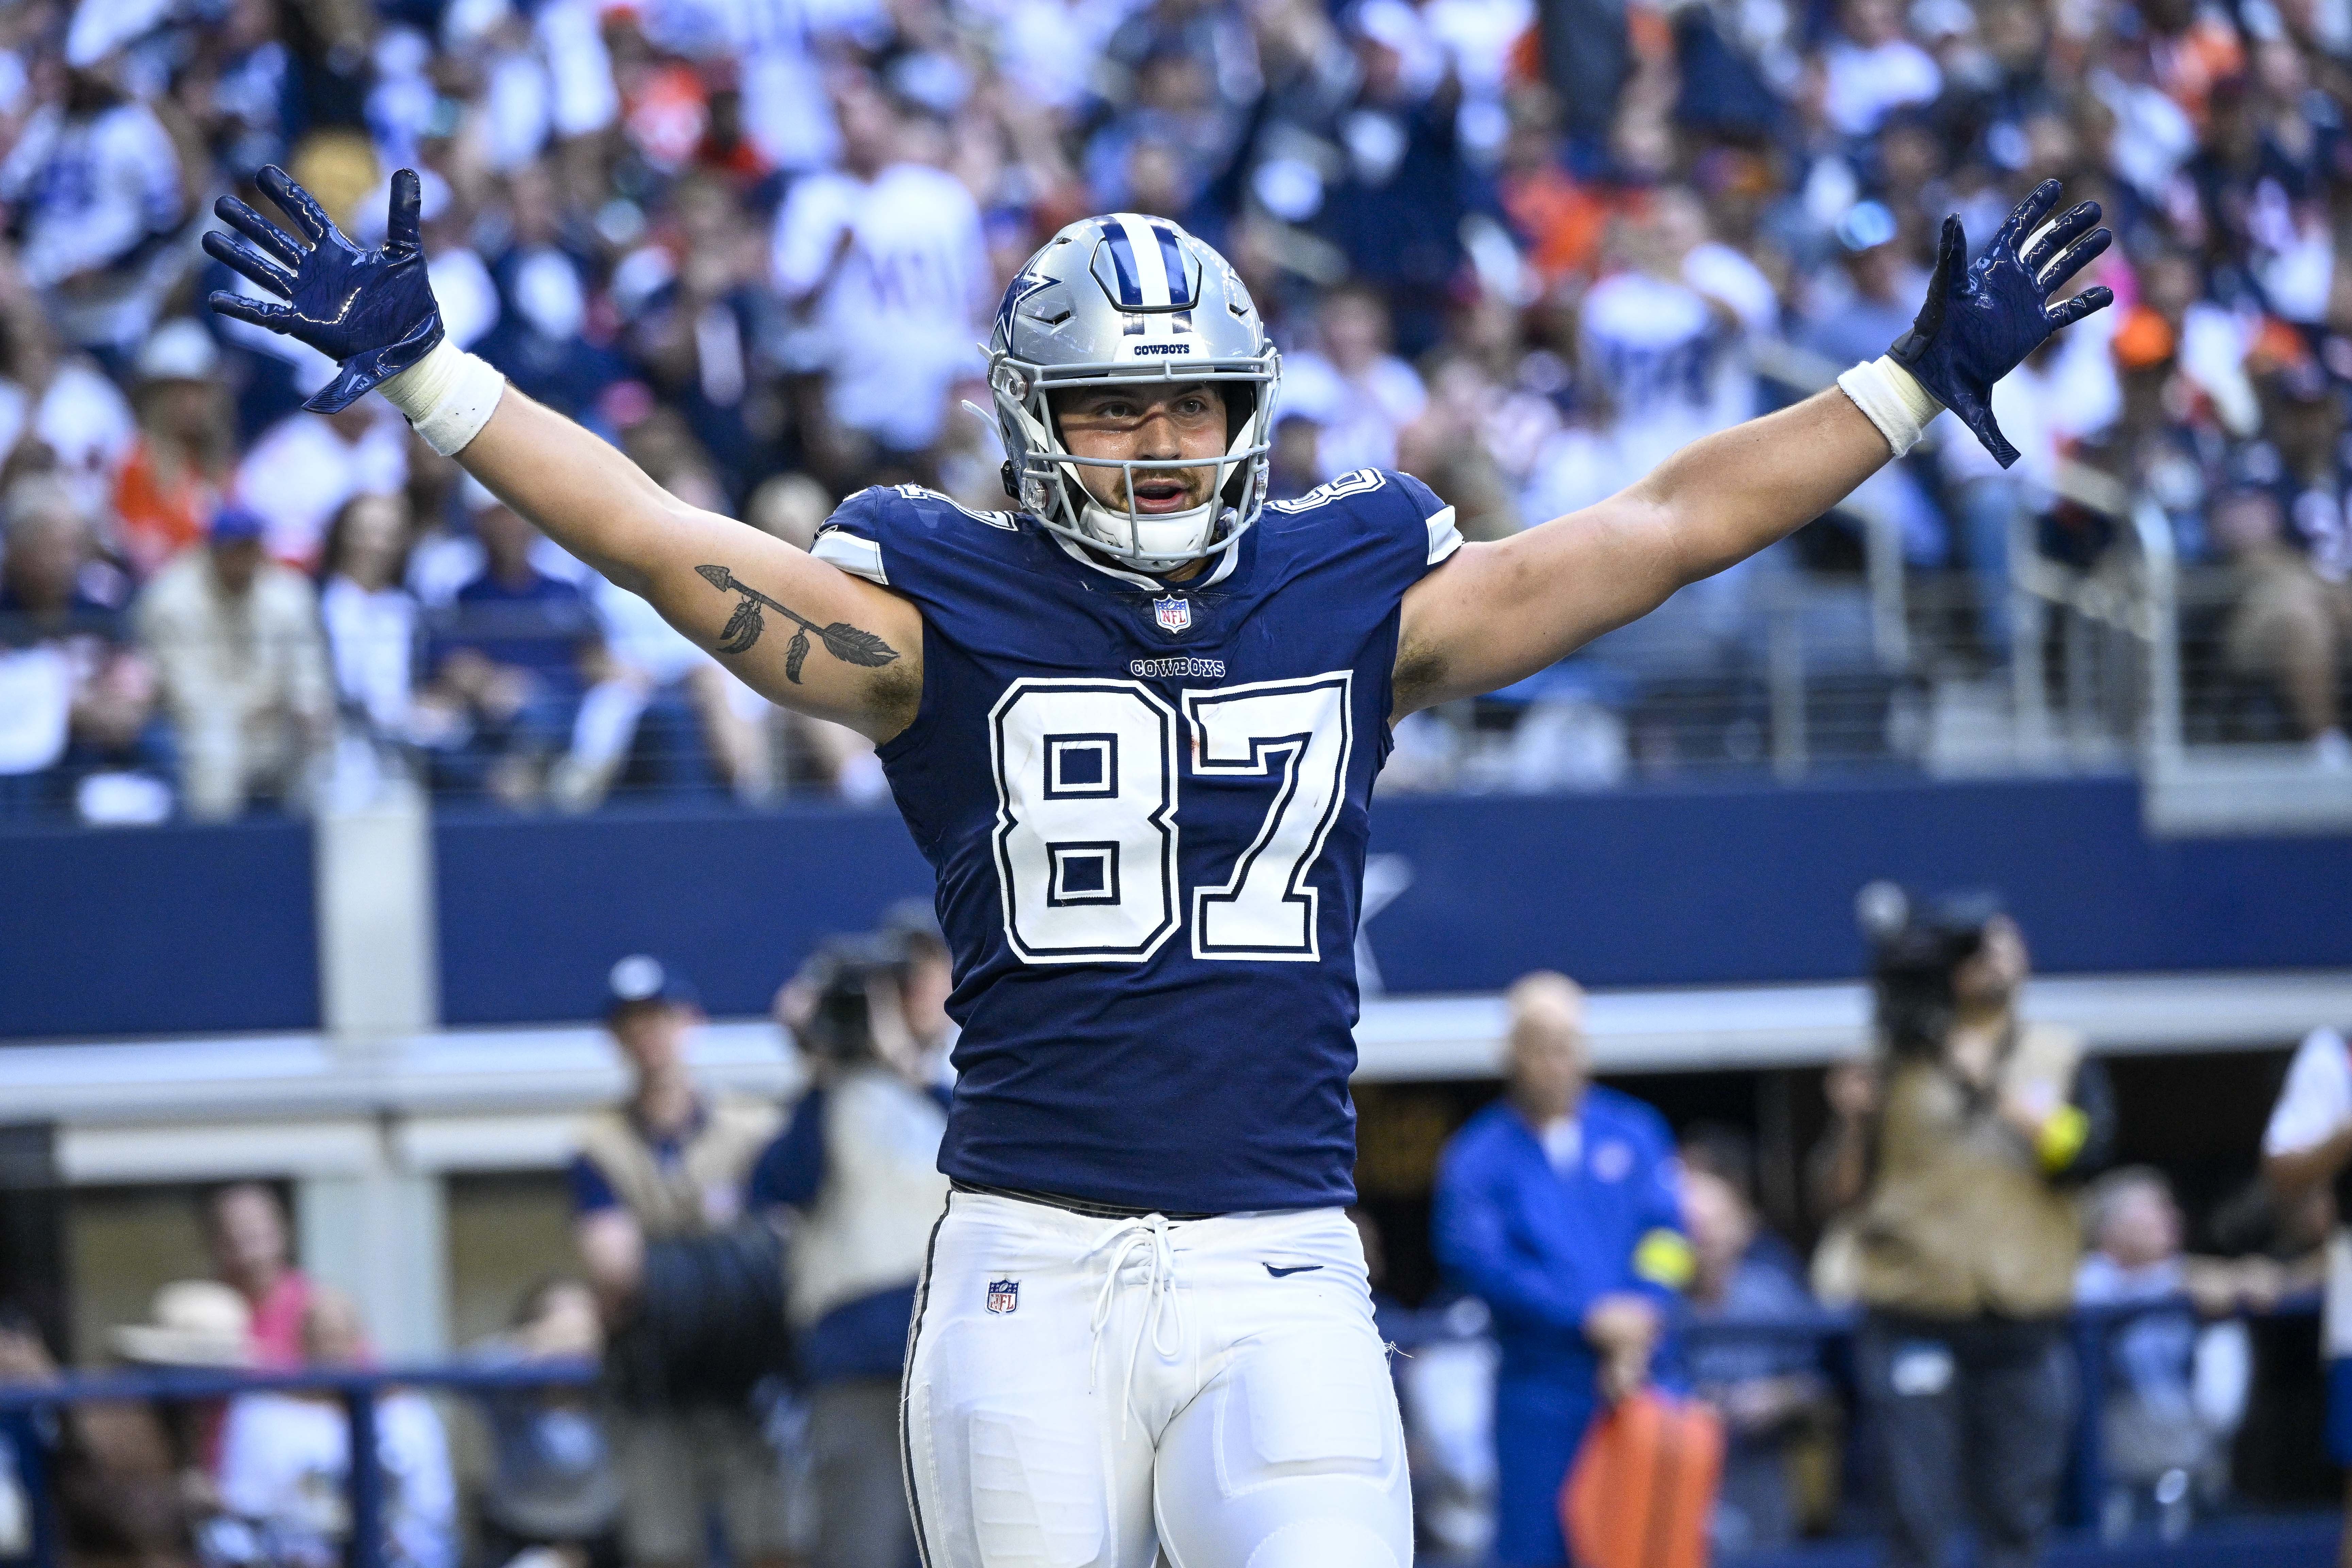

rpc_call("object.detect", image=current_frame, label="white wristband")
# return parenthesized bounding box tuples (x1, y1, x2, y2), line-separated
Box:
(1836, 355, 1944, 458)
(376, 338, 506, 457)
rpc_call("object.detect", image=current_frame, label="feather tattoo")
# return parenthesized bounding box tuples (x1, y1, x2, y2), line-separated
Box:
(695, 564, 901, 682)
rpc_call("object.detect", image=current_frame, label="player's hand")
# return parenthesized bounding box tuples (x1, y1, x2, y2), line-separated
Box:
(1890, 179, 2114, 469)
(204, 166, 445, 414)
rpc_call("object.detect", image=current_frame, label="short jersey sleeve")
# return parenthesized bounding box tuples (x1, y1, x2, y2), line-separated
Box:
(1383, 470, 1464, 570)
(810, 487, 895, 586)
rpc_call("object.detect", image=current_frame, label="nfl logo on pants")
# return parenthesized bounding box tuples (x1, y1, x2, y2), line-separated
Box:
(1152, 595, 1190, 633)
(986, 1279, 1019, 1315)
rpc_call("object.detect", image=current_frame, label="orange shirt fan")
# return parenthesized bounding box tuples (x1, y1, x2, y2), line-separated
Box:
(1561, 1391, 1726, 1568)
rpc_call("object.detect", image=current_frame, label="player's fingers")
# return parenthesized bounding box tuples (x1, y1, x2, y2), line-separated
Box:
(1993, 178, 2063, 257)
(213, 196, 307, 266)
(202, 230, 297, 297)
(386, 168, 423, 253)
(2040, 228, 2112, 294)
(1933, 214, 1965, 295)
(2022, 200, 2101, 278)
(207, 290, 296, 329)
(2048, 284, 2116, 328)
(257, 164, 334, 243)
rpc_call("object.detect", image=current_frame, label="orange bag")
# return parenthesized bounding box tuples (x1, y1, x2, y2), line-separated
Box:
(1561, 1391, 1725, 1568)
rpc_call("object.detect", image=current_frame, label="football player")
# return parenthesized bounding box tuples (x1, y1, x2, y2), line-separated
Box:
(207, 172, 2110, 1568)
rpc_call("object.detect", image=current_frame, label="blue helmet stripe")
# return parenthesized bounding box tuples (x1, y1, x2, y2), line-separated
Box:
(1104, 229, 1145, 306)
(1151, 225, 1192, 307)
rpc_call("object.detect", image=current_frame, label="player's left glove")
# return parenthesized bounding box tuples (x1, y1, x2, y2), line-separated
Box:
(204, 166, 444, 414)
(1886, 179, 2114, 468)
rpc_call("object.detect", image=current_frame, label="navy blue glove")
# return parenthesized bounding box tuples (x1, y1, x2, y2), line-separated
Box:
(1889, 179, 2114, 469)
(204, 166, 444, 414)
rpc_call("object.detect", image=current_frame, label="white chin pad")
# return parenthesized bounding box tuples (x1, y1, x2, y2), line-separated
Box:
(1078, 497, 1216, 561)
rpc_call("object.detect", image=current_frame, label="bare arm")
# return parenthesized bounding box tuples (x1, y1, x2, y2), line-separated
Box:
(575, 1208, 645, 1317)
(454, 389, 923, 740)
(2266, 1123, 2352, 1200)
(197, 168, 919, 739)
(1394, 388, 1889, 712)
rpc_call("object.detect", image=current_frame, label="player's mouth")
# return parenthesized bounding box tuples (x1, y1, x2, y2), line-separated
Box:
(1128, 474, 1203, 514)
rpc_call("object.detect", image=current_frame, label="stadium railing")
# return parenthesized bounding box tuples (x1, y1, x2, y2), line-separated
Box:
(0, 1359, 596, 1568)
(0, 1298, 2324, 1568)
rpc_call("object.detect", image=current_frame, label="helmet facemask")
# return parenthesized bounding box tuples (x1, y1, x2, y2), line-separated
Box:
(994, 355, 1277, 575)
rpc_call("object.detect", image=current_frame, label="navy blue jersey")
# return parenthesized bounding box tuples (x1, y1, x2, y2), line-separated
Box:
(812, 471, 1462, 1213)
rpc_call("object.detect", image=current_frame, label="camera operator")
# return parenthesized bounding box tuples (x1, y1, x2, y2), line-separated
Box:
(1834, 888, 2115, 1568)
(753, 931, 952, 1568)
(568, 957, 795, 1568)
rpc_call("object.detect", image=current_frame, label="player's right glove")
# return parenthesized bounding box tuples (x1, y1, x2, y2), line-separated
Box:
(204, 166, 445, 414)
(1884, 179, 2114, 468)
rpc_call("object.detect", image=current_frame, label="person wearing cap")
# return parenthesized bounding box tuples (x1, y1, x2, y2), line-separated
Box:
(750, 930, 952, 1568)
(567, 956, 792, 1568)
(112, 319, 232, 580)
(415, 487, 603, 806)
(1830, 890, 2114, 1568)
(132, 500, 332, 819)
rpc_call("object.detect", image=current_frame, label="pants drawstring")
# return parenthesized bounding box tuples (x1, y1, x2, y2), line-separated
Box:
(1080, 1213, 1185, 1436)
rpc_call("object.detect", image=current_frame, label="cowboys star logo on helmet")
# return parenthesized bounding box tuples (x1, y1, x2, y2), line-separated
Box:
(988, 213, 1278, 576)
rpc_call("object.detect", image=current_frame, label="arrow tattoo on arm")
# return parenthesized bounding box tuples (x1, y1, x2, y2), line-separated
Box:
(695, 564, 901, 684)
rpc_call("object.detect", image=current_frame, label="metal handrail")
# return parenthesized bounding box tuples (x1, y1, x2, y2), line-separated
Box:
(0, 1360, 598, 1568)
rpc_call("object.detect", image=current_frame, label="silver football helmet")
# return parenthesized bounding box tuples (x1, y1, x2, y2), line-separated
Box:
(989, 214, 1280, 574)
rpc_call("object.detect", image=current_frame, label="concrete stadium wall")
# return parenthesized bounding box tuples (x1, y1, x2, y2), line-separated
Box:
(6, 776, 2350, 1040)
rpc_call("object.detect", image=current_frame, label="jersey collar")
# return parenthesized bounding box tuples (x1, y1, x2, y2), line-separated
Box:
(1041, 522, 1245, 593)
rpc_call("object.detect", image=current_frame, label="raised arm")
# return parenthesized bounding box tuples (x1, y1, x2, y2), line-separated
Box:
(204, 167, 922, 740)
(1394, 181, 2113, 713)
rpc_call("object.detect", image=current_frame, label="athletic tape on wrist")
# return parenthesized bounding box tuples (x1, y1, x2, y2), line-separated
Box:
(377, 339, 506, 457)
(1836, 355, 1944, 459)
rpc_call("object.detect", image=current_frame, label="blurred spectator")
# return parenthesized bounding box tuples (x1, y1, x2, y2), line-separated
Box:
(2073, 1166, 2279, 1538)
(0, 284, 137, 525)
(465, 1278, 621, 1568)
(568, 956, 791, 1568)
(134, 507, 334, 821)
(319, 492, 421, 749)
(0, 474, 156, 819)
(754, 932, 950, 1568)
(416, 491, 602, 806)
(2261, 1021, 2352, 1552)
(1433, 972, 1690, 1568)
(1683, 1158, 1830, 1556)
(215, 1289, 454, 1568)
(0, 60, 186, 352)
(1847, 891, 2114, 1568)
(2209, 486, 2352, 765)
(1282, 286, 1429, 481)
(203, 1183, 317, 1372)
(230, 402, 407, 574)
(771, 82, 990, 480)
(113, 320, 232, 580)
(1820, 0, 1941, 137)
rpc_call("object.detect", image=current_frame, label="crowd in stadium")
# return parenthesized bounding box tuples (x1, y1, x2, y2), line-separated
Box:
(0, 0, 2349, 816)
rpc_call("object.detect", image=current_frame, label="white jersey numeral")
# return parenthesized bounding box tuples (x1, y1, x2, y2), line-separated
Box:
(989, 673, 1354, 965)
(1186, 675, 1353, 960)
(990, 680, 1181, 964)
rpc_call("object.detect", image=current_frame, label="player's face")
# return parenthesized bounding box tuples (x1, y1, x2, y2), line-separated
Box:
(1054, 383, 1228, 515)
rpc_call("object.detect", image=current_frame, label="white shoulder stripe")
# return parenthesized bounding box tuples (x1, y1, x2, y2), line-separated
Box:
(813, 530, 889, 585)
(1425, 504, 1462, 565)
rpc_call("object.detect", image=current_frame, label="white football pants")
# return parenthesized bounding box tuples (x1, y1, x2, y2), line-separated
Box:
(900, 1189, 1413, 1568)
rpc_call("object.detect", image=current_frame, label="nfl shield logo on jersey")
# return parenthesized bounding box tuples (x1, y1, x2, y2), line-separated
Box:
(1152, 595, 1191, 633)
(986, 1279, 1019, 1315)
